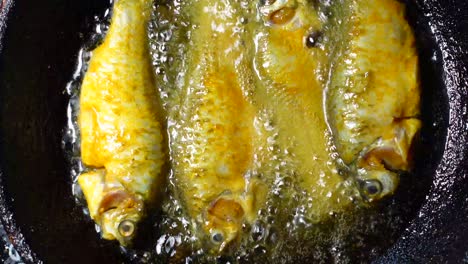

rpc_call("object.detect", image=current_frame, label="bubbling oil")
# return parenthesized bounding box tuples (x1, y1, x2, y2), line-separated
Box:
(63, 0, 422, 263)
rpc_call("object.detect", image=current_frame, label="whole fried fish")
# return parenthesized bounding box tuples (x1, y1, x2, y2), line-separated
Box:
(170, 0, 268, 253)
(325, 0, 421, 201)
(252, 0, 355, 220)
(77, 0, 165, 246)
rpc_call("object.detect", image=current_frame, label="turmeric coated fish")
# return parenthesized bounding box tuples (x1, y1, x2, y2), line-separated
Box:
(170, 0, 267, 252)
(73, 0, 421, 254)
(78, 0, 165, 246)
(252, 0, 355, 221)
(325, 0, 421, 201)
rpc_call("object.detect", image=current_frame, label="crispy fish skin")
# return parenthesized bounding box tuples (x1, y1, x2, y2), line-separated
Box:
(78, 0, 165, 246)
(253, 0, 354, 220)
(326, 0, 421, 200)
(171, 0, 266, 252)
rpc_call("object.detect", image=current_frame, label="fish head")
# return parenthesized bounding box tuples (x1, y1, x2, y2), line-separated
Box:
(98, 190, 144, 246)
(356, 168, 399, 202)
(203, 198, 245, 252)
(78, 171, 146, 246)
(354, 119, 421, 202)
(354, 145, 402, 201)
(257, 0, 324, 86)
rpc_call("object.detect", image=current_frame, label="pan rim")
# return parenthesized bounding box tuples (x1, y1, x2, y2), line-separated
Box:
(376, 0, 468, 262)
(0, 2, 45, 263)
(0, 0, 466, 263)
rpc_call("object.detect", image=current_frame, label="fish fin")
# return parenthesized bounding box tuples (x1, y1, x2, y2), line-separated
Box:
(241, 179, 268, 223)
(360, 118, 421, 171)
(78, 170, 106, 220)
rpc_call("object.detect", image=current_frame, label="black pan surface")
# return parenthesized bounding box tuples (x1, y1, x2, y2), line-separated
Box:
(0, 0, 466, 263)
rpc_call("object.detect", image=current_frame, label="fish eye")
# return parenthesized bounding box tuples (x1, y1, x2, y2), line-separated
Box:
(361, 179, 383, 197)
(118, 220, 136, 238)
(211, 231, 224, 244)
(261, 0, 277, 5)
(305, 30, 323, 48)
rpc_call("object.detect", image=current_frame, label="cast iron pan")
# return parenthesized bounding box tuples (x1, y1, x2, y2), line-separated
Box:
(0, 0, 466, 263)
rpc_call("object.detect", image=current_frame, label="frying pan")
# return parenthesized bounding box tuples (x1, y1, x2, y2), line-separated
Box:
(0, 0, 466, 263)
